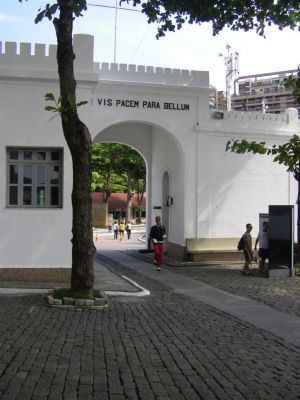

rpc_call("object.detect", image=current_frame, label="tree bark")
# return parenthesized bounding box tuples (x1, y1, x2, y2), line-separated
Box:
(136, 182, 145, 222)
(126, 172, 133, 221)
(102, 192, 110, 228)
(55, 2, 95, 298)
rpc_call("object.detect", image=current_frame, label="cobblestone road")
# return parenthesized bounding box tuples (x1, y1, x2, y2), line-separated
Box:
(0, 253, 299, 400)
(163, 263, 300, 318)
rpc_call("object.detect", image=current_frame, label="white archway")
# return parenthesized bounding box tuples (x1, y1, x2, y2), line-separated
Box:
(93, 120, 185, 254)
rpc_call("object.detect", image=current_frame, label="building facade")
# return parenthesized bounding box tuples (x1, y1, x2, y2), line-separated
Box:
(0, 34, 299, 280)
(91, 192, 146, 227)
(232, 70, 300, 115)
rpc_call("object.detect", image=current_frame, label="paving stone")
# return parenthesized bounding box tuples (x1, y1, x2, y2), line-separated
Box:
(52, 298, 62, 306)
(166, 263, 300, 318)
(164, 385, 185, 400)
(74, 298, 85, 307)
(85, 299, 95, 307)
(149, 381, 168, 397)
(94, 297, 106, 306)
(48, 394, 63, 400)
(63, 297, 75, 305)
(123, 388, 138, 399)
(0, 252, 300, 400)
(15, 389, 34, 400)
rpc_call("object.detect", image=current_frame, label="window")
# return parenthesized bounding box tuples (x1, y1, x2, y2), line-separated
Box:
(7, 148, 63, 208)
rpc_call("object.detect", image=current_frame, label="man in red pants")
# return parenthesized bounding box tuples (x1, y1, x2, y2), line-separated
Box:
(149, 216, 166, 271)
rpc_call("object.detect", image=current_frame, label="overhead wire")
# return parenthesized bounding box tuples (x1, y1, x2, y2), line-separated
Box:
(87, 2, 141, 13)
(86, 1, 148, 64)
(129, 25, 152, 64)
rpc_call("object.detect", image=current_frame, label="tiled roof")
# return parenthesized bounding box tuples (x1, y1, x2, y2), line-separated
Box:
(91, 192, 146, 209)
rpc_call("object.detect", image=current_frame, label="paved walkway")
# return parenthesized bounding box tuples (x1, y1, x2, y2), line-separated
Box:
(98, 249, 300, 348)
(0, 234, 299, 400)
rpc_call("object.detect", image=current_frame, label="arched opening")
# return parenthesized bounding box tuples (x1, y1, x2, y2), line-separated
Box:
(91, 119, 185, 257)
(91, 142, 146, 229)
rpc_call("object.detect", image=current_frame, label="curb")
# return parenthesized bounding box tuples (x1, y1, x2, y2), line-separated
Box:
(104, 275, 150, 297)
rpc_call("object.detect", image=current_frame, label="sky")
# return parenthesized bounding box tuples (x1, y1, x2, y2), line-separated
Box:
(1, 0, 300, 91)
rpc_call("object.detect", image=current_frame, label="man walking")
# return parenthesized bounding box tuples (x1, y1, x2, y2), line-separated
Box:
(149, 216, 166, 271)
(242, 223, 254, 276)
(255, 221, 269, 275)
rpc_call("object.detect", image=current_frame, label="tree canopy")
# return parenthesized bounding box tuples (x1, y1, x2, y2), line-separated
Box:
(123, 0, 300, 37)
(92, 143, 127, 196)
(92, 143, 146, 221)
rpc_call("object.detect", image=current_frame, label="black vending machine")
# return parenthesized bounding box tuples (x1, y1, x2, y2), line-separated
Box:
(269, 205, 294, 277)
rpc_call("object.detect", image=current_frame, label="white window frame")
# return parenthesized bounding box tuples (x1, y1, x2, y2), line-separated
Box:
(6, 147, 63, 208)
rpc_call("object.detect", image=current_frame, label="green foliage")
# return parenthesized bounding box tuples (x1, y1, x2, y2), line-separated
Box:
(44, 92, 88, 121)
(226, 139, 269, 155)
(122, 0, 300, 38)
(18, 0, 87, 22)
(92, 143, 123, 194)
(35, 3, 59, 23)
(91, 171, 103, 192)
(92, 143, 146, 196)
(22, 0, 300, 38)
(282, 70, 300, 105)
(226, 135, 300, 178)
(30, 1, 87, 23)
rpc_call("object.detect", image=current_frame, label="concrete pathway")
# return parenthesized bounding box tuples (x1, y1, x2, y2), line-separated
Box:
(99, 249, 300, 349)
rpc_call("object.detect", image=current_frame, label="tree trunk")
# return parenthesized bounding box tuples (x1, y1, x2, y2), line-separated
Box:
(126, 173, 133, 221)
(70, 128, 95, 298)
(55, 3, 95, 298)
(138, 208, 142, 221)
(137, 185, 145, 223)
(104, 202, 109, 228)
(103, 191, 111, 228)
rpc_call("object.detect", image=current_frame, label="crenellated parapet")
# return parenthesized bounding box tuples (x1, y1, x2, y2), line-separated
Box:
(0, 34, 209, 88)
(98, 62, 209, 88)
(223, 108, 299, 126)
(0, 41, 58, 73)
(205, 107, 300, 134)
(0, 34, 98, 80)
(223, 110, 286, 123)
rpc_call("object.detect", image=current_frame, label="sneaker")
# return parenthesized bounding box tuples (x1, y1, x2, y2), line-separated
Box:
(157, 267, 161, 271)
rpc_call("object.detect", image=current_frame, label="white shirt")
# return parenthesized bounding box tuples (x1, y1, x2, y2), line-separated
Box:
(256, 230, 269, 249)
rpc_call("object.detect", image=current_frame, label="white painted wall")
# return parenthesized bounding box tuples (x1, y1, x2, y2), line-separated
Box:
(0, 34, 299, 270)
(196, 132, 295, 240)
(0, 81, 72, 268)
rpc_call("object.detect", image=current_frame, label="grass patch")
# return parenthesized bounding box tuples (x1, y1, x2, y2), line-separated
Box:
(53, 288, 102, 300)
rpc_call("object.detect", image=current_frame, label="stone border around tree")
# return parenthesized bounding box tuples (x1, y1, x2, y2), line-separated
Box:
(46, 291, 108, 310)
